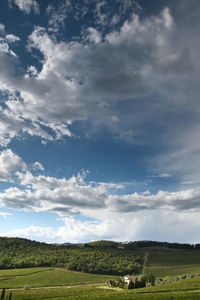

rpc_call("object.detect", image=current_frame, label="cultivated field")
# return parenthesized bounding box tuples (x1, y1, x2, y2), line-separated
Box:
(0, 267, 115, 289)
(145, 249, 200, 276)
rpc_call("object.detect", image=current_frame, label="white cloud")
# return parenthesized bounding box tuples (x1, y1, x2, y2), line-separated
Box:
(57, 217, 112, 243)
(5, 34, 20, 43)
(2, 210, 200, 244)
(0, 8, 178, 145)
(163, 7, 174, 29)
(57, 211, 200, 244)
(0, 150, 199, 217)
(7, 171, 108, 213)
(0, 162, 199, 216)
(0, 149, 27, 182)
(0, 225, 55, 240)
(0, 26, 20, 56)
(108, 189, 200, 212)
(10, 0, 39, 14)
(26, 66, 38, 78)
(87, 27, 102, 43)
(0, 212, 12, 219)
(30, 162, 44, 171)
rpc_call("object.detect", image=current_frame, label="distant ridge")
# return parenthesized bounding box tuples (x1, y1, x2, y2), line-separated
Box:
(0, 237, 200, 250)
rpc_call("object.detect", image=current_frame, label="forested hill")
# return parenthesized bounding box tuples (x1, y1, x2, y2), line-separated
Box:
(0, 237, 142, 275)
(122, 240, 200, 250)
(0, 237, 200, 274)
(85, 240, 200, 250)
(1, 237, 199, 252)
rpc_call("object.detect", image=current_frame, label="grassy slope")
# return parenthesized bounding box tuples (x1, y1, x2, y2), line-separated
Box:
(145, 249, 200, 276)
(6, 276, 200, 299)
(0, 267, 115, 288)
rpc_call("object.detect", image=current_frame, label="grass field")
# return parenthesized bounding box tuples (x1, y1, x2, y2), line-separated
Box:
(0, 267, 115, 289)
(3, 275, 200, 299)
(145, 249, 200, 276)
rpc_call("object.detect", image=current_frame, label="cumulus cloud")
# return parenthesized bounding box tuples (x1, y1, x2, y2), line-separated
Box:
(5, 34, 20, 43)
(0, 149, 27, 182)
(0, 5, 195, 149)
(0, 149, 199, 216)
(86, 27, 102, 43)
(0, 155, 199, 216)
(0, 7, 181, 146)
(5, 171, 108, 214)
(108, 189, 200, 212)
(0, 24, 20, 58)
(0, 27, 73, 145)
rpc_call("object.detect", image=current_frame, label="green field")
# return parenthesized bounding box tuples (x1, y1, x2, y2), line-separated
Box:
(145, 249, 200, 276)
(147, 249, 200, 266)
(0, 267, 115, 289)
(145, 263, 200, 277)
(2, 275, 200, 299)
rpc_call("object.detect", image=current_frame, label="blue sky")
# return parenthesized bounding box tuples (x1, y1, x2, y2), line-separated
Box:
(0, 0, 200, 243)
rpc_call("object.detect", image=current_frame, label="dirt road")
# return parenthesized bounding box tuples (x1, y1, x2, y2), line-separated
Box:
(142, 251, 149, 274)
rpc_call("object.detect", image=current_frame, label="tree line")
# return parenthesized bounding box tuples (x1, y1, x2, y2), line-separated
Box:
(123, 240, 200, 250)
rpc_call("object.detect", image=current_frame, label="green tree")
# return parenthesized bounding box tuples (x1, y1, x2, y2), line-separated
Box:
(1, 288, 5, 300)
(149, 273, 155, 286)
(128, 280, 134, 289)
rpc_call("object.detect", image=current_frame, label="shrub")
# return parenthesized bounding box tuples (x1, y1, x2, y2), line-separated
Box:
(24, 285, 31, 290)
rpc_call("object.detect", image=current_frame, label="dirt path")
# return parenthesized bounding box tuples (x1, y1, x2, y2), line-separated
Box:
(1, 282, 104, 291)
(142, 251, 149, 274)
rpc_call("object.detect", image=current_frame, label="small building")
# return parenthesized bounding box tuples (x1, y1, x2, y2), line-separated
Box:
(124, 275, 136, 284)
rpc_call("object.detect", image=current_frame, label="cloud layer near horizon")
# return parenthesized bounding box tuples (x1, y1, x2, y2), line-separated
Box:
(0, 148, 200, 243)
(2, 210, 200, 244)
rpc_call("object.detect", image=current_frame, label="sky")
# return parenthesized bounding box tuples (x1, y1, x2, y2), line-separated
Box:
(0, 0, 200, 244)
